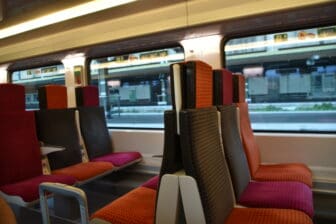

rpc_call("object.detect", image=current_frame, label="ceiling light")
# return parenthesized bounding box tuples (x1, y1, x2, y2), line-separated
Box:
(0, 0, 136, 39)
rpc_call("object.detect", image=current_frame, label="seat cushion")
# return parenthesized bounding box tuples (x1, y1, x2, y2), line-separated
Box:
(52, 162, 113, 181)
(254, 164, 313, 188)
(141, 176, 159, 190)
(91, 152, 142, 167)
(0, 196, 17, 224)
(91, 187, 156, 224)
(0, 175, 76, 203)
(226, 207, 312, 224)
(239, 181, 313, 217)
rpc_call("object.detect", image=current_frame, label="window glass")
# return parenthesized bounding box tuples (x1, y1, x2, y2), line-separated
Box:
(225, 25, 336, 132)
(12, 64, 65, 110)
(89, 47, 184, 128)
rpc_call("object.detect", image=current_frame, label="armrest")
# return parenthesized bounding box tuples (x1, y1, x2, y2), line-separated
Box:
(39, 182, 89, 224)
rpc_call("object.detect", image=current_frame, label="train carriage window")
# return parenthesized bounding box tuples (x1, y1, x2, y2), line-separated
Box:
(225, 25, 336, 132)
(11, 64, 65, 110)
(89, 47, 184, 128)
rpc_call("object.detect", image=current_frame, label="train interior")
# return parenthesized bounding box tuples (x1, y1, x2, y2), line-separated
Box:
(0, 0, 336, 223)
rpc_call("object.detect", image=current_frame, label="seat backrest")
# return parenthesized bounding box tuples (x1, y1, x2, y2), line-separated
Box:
(232, 74, 245, 103)
(218, 105, 251, 200)
(35, 85, 82, 170)
(232, 74, 261, 175)
(0, 84, 42, 186)
(180, 107, 235, 224)
(213, 69, 233, 106)
(0, 83, 25, 112)
(171, 61, 213, 110)
(75, 85, 99, 107)
(75, 86, 114, 159)
(38, 85, 68, 109)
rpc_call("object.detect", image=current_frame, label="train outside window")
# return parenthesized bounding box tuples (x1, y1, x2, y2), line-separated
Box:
(89, 46, 184, 128)
(225, 25, 336, 132)
(11, 64, 65, 110)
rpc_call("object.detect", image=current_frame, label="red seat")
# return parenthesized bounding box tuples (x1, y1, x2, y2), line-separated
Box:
(0, 84, 77, 205)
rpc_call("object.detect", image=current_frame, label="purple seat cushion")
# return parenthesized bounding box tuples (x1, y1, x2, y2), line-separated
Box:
(92, 152, 142, 167)
(141, 175, 159, 190)
(239, 181, 313, 217)
(0, 175, 77, 203)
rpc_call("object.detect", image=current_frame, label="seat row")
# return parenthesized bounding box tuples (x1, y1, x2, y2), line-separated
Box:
(0, 83, 142, 206)
(39, 60, 313, 224)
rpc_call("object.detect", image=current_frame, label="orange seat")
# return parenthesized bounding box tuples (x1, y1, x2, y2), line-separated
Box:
(236, 101, 312, 187)
(52, 162, 113, 181)
(0, 196, 17, 224)
(91, 187, 156, 224)
(226, 208, 312, 224)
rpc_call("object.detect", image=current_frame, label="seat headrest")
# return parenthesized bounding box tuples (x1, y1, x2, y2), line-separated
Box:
(38, 85, 67, 109)
(232, 74, 246, 103)
(170, 60, 213, 110)
(75, 85, 99, 107)
(213, 69, 233, 106)
(0, 83, 25, 112)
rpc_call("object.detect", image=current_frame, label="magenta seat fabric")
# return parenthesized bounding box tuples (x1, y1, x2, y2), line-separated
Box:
(0, 84, 25, 112)
(92, 152, 142, 167)
(0, 112, 42, 185)
(0, 175, 76, 203)
(239, 181, 314, 217)
(141, 176, 159, 190)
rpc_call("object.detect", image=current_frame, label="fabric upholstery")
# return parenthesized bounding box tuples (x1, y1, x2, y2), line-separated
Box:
(0, 112, 42, 186)
(232, 74, 246, 103)
(0, 84, 25, 112)
(141, 175, 159, 190)
(38, 85, 67, 109)
(213, 69, 233, 106)
(235, 102, 261, 175)
(159, 110, 183, 178)
(35, 109, 83, 170)
(218, 105, 251, 199)
(75, 86, 99, 107)
(180, 107, 235, 224)
(236, 102, 312, 187)
(0, 174, 76, 203)
(0, 196, 17, 224)
(91, 152, 142, 167)
(91, 187, 156, 224)
(239, 181, 313, 217)
(185, 61, 213, 108)
(218, 105, 313, 217)
(179, 107, 313, 224)
(77, 106, 115, 159)
(226, 208, 313, 224)
(52, 162, 113, 181)
(255, 164, 313, 187)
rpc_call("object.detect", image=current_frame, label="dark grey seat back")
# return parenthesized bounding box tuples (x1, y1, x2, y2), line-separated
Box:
(218, 105, 251, 199)
(77, 106, 113, 159)
(35, 109, 82, 170)
(180, 107, 235, 224)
